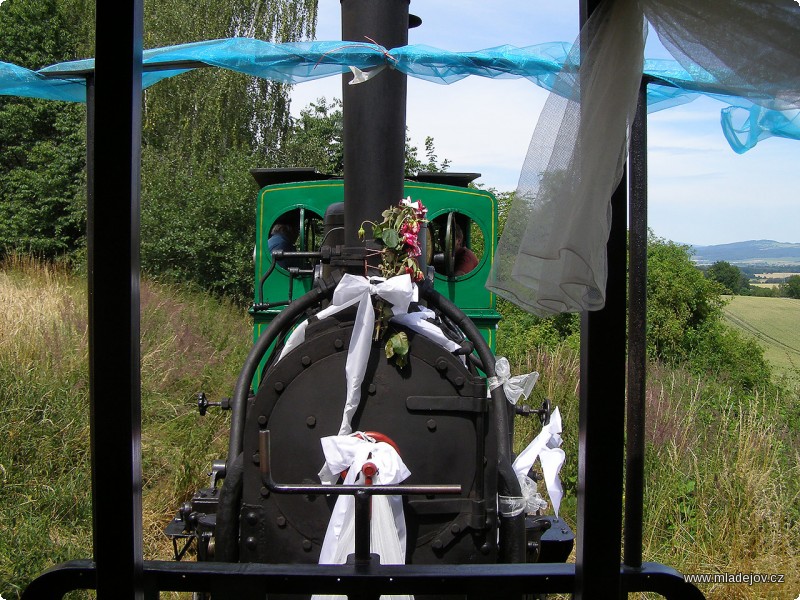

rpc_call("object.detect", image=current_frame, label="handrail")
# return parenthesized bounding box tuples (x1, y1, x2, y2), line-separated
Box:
(22, 559, 706, 599)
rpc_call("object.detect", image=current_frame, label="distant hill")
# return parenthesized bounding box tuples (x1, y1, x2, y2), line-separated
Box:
(691, 240, 800, 266)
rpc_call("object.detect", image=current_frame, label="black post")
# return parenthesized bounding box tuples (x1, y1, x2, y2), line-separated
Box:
(88, 1, 144, 598)
(575, 2, 626, 597)
(624, 80, 649, 570)
(341, 0, 410, 251)
(575, 182, 627, 599)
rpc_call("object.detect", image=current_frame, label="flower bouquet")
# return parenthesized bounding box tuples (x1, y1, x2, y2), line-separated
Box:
(359, 197, 428, 366)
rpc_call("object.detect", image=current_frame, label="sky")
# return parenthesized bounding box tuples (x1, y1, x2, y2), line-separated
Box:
(290, 1, 800, 247)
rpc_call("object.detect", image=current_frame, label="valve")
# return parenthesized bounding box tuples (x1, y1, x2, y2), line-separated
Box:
(361, 461, 378, 486)
(197, 392, 231, 416)
(515, 398, 551, 426)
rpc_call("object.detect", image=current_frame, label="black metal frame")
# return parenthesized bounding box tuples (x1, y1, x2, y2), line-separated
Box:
(19, 0, 706, 598)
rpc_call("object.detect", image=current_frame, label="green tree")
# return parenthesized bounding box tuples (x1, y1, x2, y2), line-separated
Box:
(276, 97, 344, 175)
(141, 0, 318, 164)
(781, 274, 800, 299)
(138, 0, 318, 301)
(706, 260, 750, 295)
(275, 97, 450, 176)
(647, 234, 770, 389)
(647, 236, 726, 361)
(405, 135, 451, 175)
(0, 0, 86, 259)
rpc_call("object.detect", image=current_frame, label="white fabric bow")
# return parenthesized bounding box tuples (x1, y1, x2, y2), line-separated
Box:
(511, 406, 566, 517)
(279, 273, 417, 435)
(487, 356, 539, 404)
(314, 433, 413, 600)
(348, 64, 388, 84)
(331, 274, 416, 434)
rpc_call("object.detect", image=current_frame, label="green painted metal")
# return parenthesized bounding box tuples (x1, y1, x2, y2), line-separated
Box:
(250, 178, 501, 385)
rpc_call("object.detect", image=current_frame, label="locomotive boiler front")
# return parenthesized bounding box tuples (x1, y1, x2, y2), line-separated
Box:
(237, 304, 501, 566)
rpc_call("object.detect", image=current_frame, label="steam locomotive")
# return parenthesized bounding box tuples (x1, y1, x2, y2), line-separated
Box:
(164, 166, 574, 591)
(163, 2, 573, 596)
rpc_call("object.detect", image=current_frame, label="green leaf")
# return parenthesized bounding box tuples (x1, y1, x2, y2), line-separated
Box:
(386, 332, 410, 367)
(381, 228, 400, 248)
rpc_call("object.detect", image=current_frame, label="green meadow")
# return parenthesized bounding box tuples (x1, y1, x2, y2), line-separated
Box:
(723, 295, 800, 382)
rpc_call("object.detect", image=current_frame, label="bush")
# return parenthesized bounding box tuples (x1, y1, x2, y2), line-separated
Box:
(646, 235, 773, 390)
(140, 147, 259, 305)
(496, 297, 579, 364)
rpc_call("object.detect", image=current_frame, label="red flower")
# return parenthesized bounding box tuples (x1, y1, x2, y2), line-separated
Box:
(403, 232, 421, 257)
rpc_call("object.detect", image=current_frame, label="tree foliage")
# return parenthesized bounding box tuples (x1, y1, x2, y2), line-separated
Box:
(275, 97, 451, 177)
(141, 0, 318, 164)
(276, 98, 344, 175)
(646, 235, 770, 389)
(0, 0, 86, 259)
(138, 0, 318, 302)
(781, 274, 800, 299)
(705, 260, 750, 295)
(647, 236, 727, 360)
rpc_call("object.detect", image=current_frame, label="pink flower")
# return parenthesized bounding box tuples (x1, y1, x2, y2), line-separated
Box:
(400, 220, 420, 235)
(403, 232, 421, 257)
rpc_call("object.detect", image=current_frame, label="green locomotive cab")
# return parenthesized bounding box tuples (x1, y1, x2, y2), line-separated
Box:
(250, 168, 501, 381)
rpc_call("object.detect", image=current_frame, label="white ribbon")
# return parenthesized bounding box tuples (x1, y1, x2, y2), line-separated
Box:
(348, 64, 388, 84)
(390, 307, 461, 355)
(487, 356, 539, 405)
(511, 407, 565, 517)
(499, 474, 548, 517)
(279, 273, 417, 435)
(334, 274, 416, 434)
(314, 434, 413, 600)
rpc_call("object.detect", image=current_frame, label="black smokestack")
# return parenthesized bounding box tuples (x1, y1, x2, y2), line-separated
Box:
(340, 0, 410, 250)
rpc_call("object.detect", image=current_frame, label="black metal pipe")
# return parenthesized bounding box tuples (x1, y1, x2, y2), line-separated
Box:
(341, 0, 410, 250)
(624, 80, 649, 570)
(227, 280, 335, 466)
(576, 178, 627, 600)
(212, 452, 244, 563)
(354, 490, 372, 564)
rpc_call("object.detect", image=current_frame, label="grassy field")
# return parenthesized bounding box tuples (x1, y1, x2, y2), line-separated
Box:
(2, 257, 799, 599)
(722, 295, 800, 381)
(0, 256, 251, 596)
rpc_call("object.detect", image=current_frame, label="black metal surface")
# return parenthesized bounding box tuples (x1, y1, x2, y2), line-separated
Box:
(625, 80, 649, 570)
(420, 284, 526, 565)
(408, 172, 482, 188)
(88, 1, 144, 598)
(240, 314, 496, 567)
(227, 283, 331, 467)
(21, 559, 706, 599)
(341, 0, 410, 249)
(534, 516, 575, 564)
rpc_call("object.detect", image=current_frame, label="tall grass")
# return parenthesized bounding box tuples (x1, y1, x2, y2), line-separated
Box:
(3, 257, 798, 599)
(508, 344, 800, 600)
(0, 256, 251, 597)
(641, 365, 799, 599)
